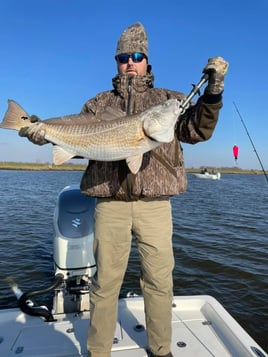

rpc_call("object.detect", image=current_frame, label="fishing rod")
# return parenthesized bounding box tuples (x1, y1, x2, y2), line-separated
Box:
(233, 101, 268, 185)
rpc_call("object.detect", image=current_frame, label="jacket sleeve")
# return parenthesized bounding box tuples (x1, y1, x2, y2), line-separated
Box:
(177, 93, 223, 144)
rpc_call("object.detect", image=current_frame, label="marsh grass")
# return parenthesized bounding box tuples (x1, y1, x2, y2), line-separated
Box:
(0, 161, 266, 175)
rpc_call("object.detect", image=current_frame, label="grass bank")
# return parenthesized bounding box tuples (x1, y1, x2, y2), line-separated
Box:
(0, 162, 86, 171)
(0, 161, 266, 175)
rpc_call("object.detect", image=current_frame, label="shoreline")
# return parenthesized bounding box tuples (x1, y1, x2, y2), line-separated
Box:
(0, 162, 266, 175)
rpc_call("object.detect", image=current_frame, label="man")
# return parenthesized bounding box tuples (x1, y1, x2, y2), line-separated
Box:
(21, 22, 228, 357)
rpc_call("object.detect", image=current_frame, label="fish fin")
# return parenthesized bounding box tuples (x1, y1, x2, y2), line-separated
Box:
(126, 154, 143, 174)
(53, 145, 76, 165)
(100, 106, 126, 121)
(0, 100, 31, 131)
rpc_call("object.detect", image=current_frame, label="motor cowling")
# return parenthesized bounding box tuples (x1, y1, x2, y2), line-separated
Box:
(53, 184, 96, 280)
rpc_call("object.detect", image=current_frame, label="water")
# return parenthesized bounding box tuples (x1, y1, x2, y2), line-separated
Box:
(0, 170, 267, 351)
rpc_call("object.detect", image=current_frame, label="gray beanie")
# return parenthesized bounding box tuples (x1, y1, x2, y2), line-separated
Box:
(115, 22, 148, 58)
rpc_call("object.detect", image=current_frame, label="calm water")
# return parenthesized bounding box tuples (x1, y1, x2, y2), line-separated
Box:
(0, 170, 267, 351)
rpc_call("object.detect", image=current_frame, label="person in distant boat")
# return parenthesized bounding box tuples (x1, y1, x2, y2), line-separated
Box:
(20, 23, 228, 357)
(201, 167, 208, 174)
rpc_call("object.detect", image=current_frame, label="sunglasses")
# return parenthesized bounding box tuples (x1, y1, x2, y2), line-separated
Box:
(116, 52, 146, 64)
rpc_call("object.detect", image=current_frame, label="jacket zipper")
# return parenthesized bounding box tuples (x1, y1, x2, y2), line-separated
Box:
(126, 77, 133, 115)
(126, 77, 133, 199)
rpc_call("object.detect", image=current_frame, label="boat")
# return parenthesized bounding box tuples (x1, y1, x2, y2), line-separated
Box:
(193, 172, 221, 180)
(0, 184, 266, 357)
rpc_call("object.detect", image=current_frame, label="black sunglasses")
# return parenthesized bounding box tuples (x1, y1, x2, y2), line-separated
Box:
(116, 52, 146, 64)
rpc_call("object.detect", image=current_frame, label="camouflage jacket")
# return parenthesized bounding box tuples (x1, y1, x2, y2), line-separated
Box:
(80, 73, 222, 201)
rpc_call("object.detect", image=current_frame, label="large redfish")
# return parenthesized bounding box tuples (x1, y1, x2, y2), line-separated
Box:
(0, 99, 181, 174)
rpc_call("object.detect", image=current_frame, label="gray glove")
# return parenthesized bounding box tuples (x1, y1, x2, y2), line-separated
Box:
(19, 115, 48, 145)
(203, 56, 228, 95)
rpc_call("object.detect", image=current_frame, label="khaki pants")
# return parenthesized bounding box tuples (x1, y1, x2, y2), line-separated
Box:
(87, 198, 174, 357)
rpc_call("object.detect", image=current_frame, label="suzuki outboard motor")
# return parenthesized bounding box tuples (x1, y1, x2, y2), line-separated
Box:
(53, 184, 96, 313)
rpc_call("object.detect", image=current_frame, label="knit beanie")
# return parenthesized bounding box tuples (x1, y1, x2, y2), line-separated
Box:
(115, 23, 148, 58)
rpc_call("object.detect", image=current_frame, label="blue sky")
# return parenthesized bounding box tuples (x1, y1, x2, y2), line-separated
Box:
(0, 0, 267, 170)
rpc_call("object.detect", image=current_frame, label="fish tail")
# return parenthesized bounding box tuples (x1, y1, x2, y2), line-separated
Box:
(0, 100, 31, 131)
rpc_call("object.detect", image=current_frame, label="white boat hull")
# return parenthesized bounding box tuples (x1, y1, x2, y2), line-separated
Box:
(0, 295, 266, 357)
(193, 172, 221, 180)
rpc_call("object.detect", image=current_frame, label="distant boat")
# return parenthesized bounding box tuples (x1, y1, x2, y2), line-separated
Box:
(193, 172, 221, 180)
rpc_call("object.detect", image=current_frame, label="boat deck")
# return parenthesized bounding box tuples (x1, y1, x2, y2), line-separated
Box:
(0, 295, 266, 357)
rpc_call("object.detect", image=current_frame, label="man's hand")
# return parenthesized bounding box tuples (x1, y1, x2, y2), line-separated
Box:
(19, 119, 48, 145)
(29, 114, 40, 123)
(203, 56, 229, 95)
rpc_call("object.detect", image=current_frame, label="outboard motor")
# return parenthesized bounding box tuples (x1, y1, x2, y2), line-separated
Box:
(53, 184, 96, 314)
